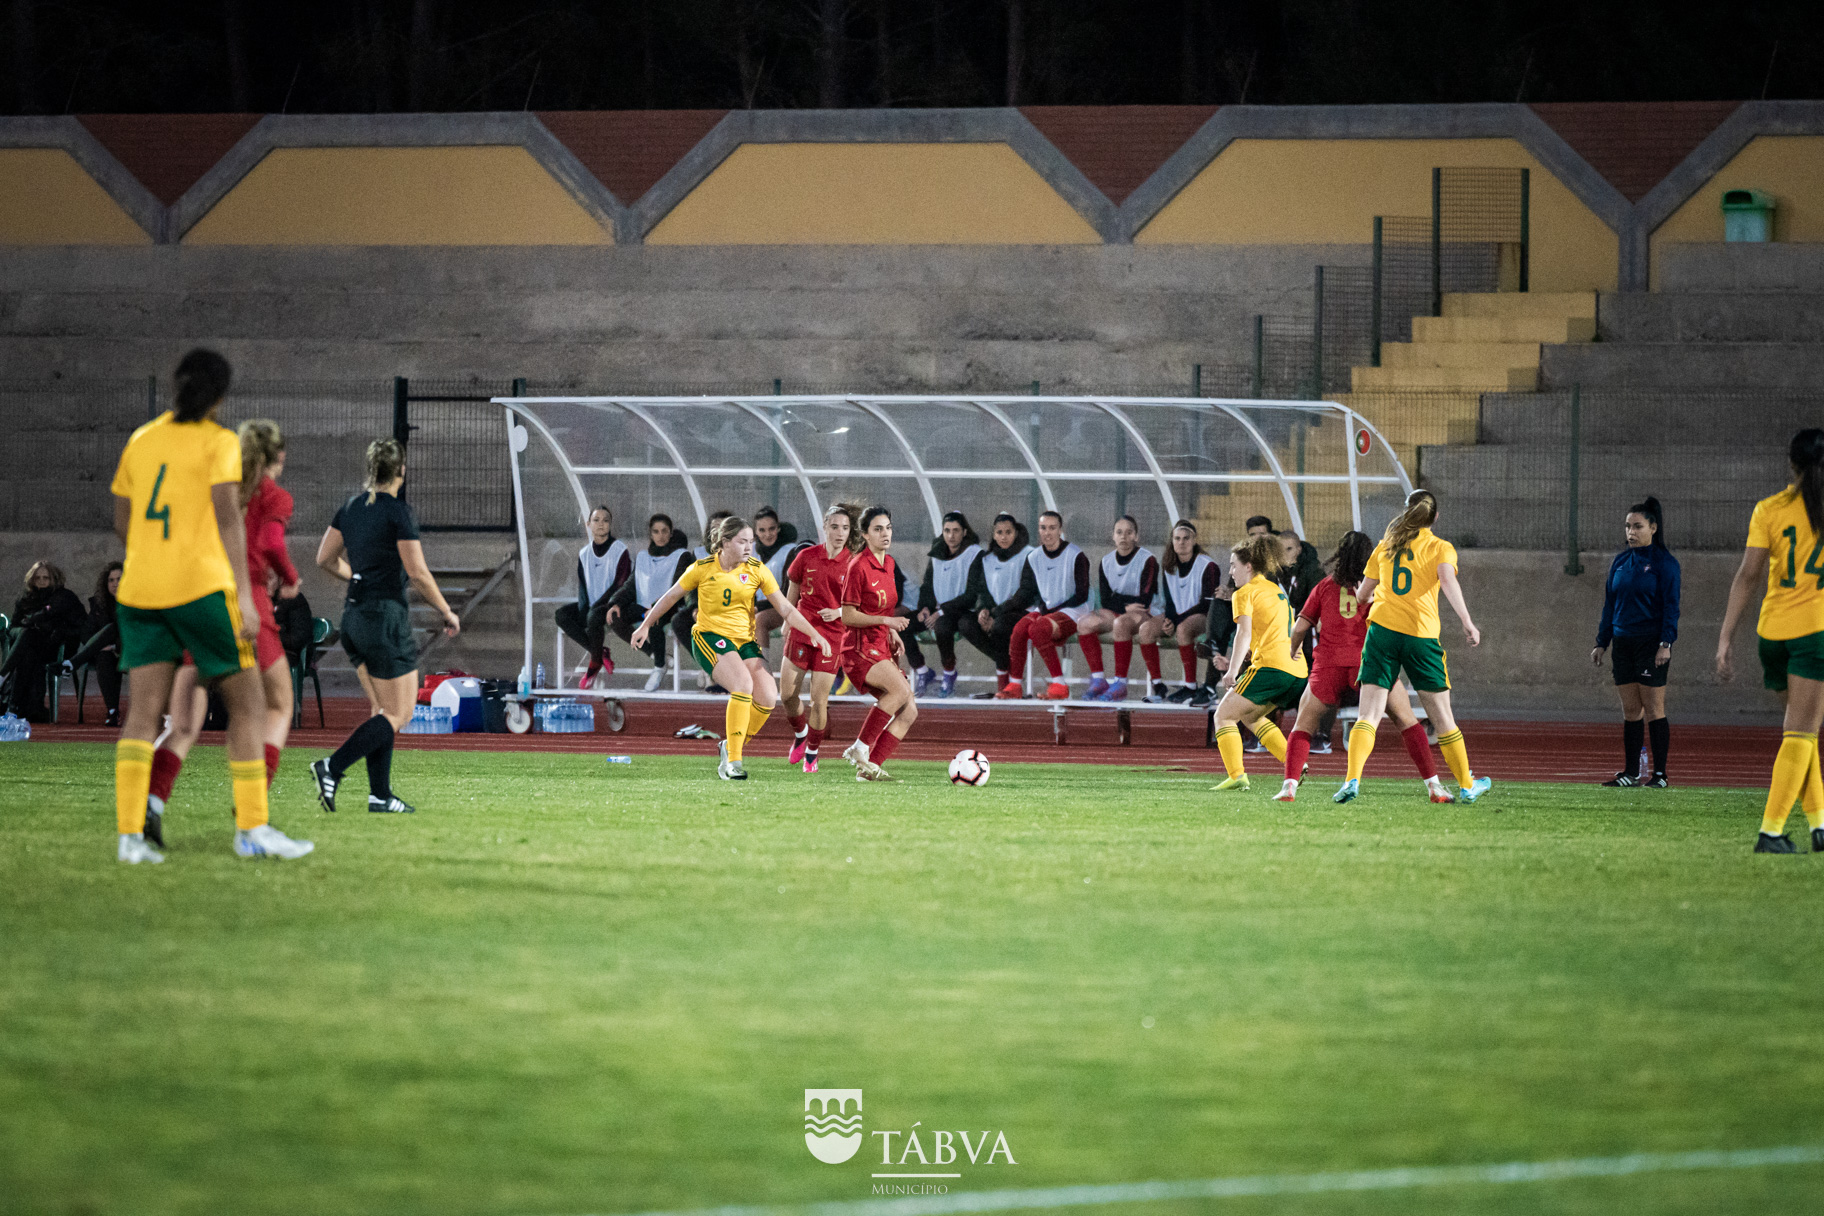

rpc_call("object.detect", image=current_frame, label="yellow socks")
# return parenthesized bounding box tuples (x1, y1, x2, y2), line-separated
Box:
(115, 739, 153, 834)
(726, 692, 752, 762)
(1345, 720, 1377, 781)
(744, 700, 772, 748)
(1436, 728, 1474, 788)
(1251, 719, 1288, 763)
(1762, 731, 1817, 836)
(1804, 741, 1824, 831)
(230, 758, 268, 831)
(1214, 724, 1244, 778)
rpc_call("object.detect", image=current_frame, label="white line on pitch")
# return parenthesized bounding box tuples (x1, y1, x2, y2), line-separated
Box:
(560, 1144, 1824, 1216)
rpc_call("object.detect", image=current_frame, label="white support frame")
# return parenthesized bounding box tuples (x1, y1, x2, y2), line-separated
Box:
(495, 395, 1414, 690)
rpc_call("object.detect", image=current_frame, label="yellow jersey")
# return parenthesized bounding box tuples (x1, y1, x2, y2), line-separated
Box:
(1232, 573, 1308, 677)
(677, 555, 782, 645)
(1746, 487, 1824, 640)
(109, 412, 243, 610)
(1364, 527, 1458, 640)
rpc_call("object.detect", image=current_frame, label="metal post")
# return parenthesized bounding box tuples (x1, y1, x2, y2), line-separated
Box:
(1114, 425, 1128, 520)
(773, 377, 782, 395)
(1310, 265, 1325, 400)
(1371, 217, 1384, 367)
(1430, 167, 1443, 318)
(1028, 381, 1042, 530)
(1295, 419, 1307, 521)
(1251, 315, 1264, 398)
(1518, 167, 1531, 293)
(146, 374, 158, 420)
(1192, 362, 1202, 398)
(1564, 384, 1583, 575)
(392, 376, 410, 447)
(768, 377, 782, 512)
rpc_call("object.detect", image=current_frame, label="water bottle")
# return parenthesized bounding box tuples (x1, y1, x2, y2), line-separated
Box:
(535, 662, 546, 689)
(517, 664, 529, 696)
(0, 712, 27, 742)
(605, 755, 633, 765)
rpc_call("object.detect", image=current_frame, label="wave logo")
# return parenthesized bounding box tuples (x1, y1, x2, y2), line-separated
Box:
(805, 1089, 863, 1164)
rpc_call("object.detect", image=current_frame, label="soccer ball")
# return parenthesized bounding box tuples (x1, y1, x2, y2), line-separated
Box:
(948, 749, 990, 786)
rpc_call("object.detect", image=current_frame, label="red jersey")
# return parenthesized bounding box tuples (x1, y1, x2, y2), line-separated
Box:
(841, 547, 899, 667)
(787, 542, 854, 645)
(1300, 575, 1369, 669)
(244, 477, 298, 592)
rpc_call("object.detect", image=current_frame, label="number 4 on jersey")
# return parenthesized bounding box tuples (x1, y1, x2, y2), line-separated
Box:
(145, 463, 171, 539)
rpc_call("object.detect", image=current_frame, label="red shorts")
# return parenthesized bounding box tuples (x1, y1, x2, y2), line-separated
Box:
(842, 638, 897, 696)
(786, 630, 842, 675)
(1307, 663, 1359, 707)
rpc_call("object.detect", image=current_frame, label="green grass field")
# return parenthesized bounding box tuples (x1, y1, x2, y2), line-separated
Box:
(5, 741, 1824, 1216)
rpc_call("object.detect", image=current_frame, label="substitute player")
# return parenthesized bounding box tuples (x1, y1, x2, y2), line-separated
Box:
(995, 510, 1091, 700)
(914, 511, 984, 699)
(1333, 489, 1490, 805)
(109, 349, 311, 863)
(1078, 515, 1157, 702)
(1209, 535, 1306, 791)
(1716, 429, 1824, 853)
(1273, 531, 1448, 804)
(781, 502, 860, 773)
(957, 513, 1031, 693)
(1143, 521, 1219, 703)
(840, 506, 918, 780)
(633, 515, 831, 780)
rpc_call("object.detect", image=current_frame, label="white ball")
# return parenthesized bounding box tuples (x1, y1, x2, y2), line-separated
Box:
(948, 749, 991, 786)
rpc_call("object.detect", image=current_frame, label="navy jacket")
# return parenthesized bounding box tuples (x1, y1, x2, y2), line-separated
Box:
(1596, 546, 1681, 648)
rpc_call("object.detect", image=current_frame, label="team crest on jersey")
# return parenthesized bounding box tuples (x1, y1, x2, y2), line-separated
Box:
(739, 571, 751, 583)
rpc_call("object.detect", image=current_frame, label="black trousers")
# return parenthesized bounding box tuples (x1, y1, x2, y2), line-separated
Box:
(70, 625, 123, 713)
(956, 611, 1014, 670)
(926, 602, 968, 669)
(554, 600, 613, 662)
(4, 631, 71, 720)
(611, 604, 676, 662)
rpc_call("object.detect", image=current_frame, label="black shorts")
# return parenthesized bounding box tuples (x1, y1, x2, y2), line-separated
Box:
(341, 597, 419, 680)
(1610, 635, 1668, 688)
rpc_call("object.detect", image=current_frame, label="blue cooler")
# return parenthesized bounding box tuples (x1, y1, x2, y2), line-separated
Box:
(430, 677, 485, 732)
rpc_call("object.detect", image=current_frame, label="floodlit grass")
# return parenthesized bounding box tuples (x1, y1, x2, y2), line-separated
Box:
(3, 742, 1824, 1216)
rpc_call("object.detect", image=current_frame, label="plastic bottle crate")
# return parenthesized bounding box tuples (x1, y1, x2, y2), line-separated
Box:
(400, 705, 453, 735)
(535, 701, 595, 734)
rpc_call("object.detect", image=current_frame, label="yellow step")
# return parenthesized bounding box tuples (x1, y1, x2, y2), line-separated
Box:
(1380, 340, 1541, 369)
(1441, 291, 1597, 320)
(1411, 314, 1597, 344)
(1351, 364, 1537, 391)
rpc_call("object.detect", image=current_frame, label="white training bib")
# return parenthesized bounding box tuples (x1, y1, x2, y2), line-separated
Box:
(1161, 553, 1215, 616)
(929, 542, 983, 606)
(578, 539, 629, 606)
(1099, 546, 1156, 601)
(1027, 542, 1089, 622)
(980, 546, 1028, 606)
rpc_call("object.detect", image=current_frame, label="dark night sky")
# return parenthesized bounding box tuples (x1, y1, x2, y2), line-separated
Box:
(4, 0, 1819, 115)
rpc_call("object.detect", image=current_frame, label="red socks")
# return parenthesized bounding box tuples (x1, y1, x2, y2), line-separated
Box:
(1141, 643, 1163, 681)
(1112, 639, 1132, 679)
(1178, 645, 1198, 682)
(805, 726, 823, 756)
(264, 743, 281, 789)
(1007, 616, 1034, 679)
(1077, 630, 1104, 675)
(858, 707, 892, 751)
(1033, 634, 1063, 679)
(789, 712, 808, 734)
(149, 747, 182, 801)
(1286, 728, 1312, 781)
(872, 732, 902, 765)
(1400, 722, 1438, 780)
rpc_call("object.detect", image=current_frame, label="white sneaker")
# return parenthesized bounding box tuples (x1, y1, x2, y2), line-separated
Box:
(118, 833, 164, 864)
(855, 760, 883, 782)
(234, 824, 315, 859)
(842, 739, 870, 769)
(1273, 778, 1299, 803)
(643, 668, 664, 692)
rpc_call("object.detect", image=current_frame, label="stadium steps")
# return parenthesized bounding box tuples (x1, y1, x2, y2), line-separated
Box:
(1350, 291, 1595, 399)
(1540, 341, 1824, 390)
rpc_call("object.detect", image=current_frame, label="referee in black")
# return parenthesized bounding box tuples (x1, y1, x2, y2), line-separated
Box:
(310, 438, 459, 813)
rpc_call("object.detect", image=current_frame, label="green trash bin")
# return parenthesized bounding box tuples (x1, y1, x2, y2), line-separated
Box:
(1722, 188, 1776, 242)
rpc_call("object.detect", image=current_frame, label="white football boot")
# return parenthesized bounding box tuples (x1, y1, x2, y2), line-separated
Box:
(234, 824, 315, 859)
(117, 833, 165, 865)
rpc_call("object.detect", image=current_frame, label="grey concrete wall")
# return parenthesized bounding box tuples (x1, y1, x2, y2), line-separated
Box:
(1541, 341, 1824, 390)
(1657, 242, 1824, 293)
(1598, 291, 1824, 343)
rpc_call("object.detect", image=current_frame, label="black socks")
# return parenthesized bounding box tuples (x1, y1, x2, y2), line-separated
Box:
(1622, 718, 1645, 777)
(1648, 716, 1669, 776)
(329, 714, 395, 798)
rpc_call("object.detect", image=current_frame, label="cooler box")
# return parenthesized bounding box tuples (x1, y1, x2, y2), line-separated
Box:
(430, 677, 485, 732)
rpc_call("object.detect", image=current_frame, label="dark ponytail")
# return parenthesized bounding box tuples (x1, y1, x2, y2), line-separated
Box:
(1792, 429, 1824, 536)
(1627, 496, 1668, 550)
(172, 348, 231, 423)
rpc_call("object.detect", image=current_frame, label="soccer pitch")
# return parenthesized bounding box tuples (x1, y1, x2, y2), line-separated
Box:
(5, 743, 1824, 1216)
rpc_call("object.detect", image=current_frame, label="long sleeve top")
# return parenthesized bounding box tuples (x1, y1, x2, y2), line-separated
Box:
(1004, 545, 1091, 621)
(1596, 545, 1681, 648)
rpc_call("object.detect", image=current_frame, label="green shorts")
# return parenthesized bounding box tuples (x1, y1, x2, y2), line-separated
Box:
(1359, 623, 1451, 693)
(341, 598, 419, 681)
(117, 590, 255, 682)
(692, 629, 761, 675)
(1759, 632, 1824, 692)
(1233, 664, 1308, 712)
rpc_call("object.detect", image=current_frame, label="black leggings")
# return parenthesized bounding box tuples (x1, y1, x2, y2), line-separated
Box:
(956, 610, 1015, 670)
(896, 618, 926, 670)
(612, 604, 676, 662)
(554, 600, 613, 661)
(926, 602, 968, 669)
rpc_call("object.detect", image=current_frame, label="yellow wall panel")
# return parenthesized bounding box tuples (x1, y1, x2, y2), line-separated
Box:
(646, 143, 1100, 245)
(1136, 138, 1617, 293)
(184, 146, 609, 245)
(1651, 136, 1824, 282)
(0, 148, 150, 245)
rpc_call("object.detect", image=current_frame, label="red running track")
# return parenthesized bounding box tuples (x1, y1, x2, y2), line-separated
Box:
(34, 694, 1783, 788)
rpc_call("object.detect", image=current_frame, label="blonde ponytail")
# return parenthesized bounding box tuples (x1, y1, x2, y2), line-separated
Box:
(238, 419, 284, 506)
(1383, 489, 1438, 556)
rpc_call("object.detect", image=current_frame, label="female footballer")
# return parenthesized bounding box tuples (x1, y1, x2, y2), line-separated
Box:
(1591, 497, 1680, 787)
(1209, 535, 1306, 791)
(913, 511, 984, 699)
(840, 506, 919, 781)
(1139, 521, 1217, 703)
(780, 502, 861, 773)
(633, 515, 831, 780)
(1077, 515, 1157, 703)
(1273, 531, 1449, 804)
(958, 513, 1030, 693)
(1333, 489, 1489, 806)
(1717, 429, 1824, 853)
